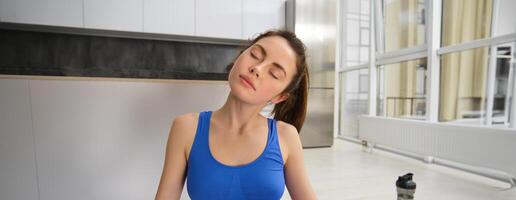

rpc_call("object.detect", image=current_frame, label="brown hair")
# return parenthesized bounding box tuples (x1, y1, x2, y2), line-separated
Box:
(226, 29, 309, 133)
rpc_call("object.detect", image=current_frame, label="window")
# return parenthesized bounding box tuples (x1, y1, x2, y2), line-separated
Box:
(439, 0, 516, 126)
(377, 58, 427, 120)
(339, 69, 369, 137)
(381, 0, 426, 52)
(440, 47, 489, 124)
(442, 0, 516, 47)
(338, 0, 515, 130)
(493, 45, 514, 125)
(342, 0, 370, 67)
(441, 0, 493, 46)
(440, 43, 515, 126)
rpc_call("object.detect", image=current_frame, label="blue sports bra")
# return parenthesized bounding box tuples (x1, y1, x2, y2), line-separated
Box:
(186, 111, 285, 200)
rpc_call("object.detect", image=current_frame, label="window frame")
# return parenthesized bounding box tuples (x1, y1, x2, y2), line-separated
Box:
(337, 0, 516, 128)
(376, 0, 515, 127)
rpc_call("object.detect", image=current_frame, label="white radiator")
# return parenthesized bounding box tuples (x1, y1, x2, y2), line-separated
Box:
(358, 116, 516, 182)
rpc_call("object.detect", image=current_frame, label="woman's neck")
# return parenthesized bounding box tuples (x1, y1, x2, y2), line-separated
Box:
(212, 92, 267, 135)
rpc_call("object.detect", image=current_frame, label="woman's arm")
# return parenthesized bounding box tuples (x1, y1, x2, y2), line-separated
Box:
(283, 124, 318, 200)
(155, 114, 194, 200)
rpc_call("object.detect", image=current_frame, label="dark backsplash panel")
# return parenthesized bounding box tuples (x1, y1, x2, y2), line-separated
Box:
(0, 29, 245, 80)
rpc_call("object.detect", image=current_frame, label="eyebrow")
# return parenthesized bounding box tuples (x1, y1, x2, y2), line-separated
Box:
(254, 44, 287, 76)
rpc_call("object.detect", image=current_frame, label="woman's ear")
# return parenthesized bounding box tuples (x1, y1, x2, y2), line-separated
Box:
(271, 93, 290, 104)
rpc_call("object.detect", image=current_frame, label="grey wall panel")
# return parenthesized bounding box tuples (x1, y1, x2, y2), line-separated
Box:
(28, 79, 229, 200)
(0, 79, 39, 200)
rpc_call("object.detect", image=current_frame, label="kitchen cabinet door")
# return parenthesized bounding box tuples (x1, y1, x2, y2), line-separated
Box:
(195, 0, 242, 39)
(143, 0, 194, 35)
(0, 79, 39, 200)
(28, 79, 229, 200)
(84, 0, 143, 32)
(0, 0, 83, 27)
(242, 0, 286, 40)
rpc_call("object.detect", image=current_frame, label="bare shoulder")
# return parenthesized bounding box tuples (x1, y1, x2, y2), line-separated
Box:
(156, 112, 199, 199)
(276, 120, 300, 142)
(275, 120, 303, 163)
(276, 121, 317, 199)
(169, 112, 200, 159)
(172, 112, 198, 130)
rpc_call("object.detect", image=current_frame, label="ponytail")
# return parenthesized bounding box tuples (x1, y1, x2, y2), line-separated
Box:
(272, 66, 309, 133)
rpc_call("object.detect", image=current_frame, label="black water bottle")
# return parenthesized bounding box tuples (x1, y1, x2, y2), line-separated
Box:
(396, 173, 416, 200)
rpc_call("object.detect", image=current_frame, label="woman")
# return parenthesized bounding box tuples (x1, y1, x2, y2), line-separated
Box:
(155, 30, 317, 200)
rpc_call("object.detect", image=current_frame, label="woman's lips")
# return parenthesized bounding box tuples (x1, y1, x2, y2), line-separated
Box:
(239, 75, 255, 90)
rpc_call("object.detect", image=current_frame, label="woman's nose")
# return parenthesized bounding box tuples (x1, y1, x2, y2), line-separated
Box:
(250, 68, 259, 78)
(250, 63, 266, 78)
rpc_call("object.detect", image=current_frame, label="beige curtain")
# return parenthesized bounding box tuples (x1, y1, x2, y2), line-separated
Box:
(439, 0, 492, 122)
(384, 0, 424, 118)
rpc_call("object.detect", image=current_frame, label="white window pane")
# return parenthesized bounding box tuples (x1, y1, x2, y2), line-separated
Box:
(342, 0, 371, 67)
(377, 58, 427, 119)
(496, 0, 516, 36)
(360, 47, 369, 62)
(440, 47, 488, 125)
(346, 70, 359, 93)
(382, 0, 426, 51)
(348, 0, 359, 13)
(339, 69, 369, 138)
(346, 20, 359, 45)
(360, 29, 369, 45)
(359, 74, 369, 92)
(360, 0, 370, 14)
(347, 61, 359, 66)
(442, 0, 492, 46)
(347, 46, 359, 62)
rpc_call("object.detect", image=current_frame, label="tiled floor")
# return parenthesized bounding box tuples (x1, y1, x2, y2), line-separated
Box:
(281, 139, 516, 200)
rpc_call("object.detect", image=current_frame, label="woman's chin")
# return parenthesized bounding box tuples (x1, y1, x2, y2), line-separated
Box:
(229, 89, 262, 104)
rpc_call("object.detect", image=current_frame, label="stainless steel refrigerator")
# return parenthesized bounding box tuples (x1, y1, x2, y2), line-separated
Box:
(287, 0, 336, 148)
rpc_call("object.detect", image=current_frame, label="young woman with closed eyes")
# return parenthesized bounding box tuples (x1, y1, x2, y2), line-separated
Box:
(155, 30, 317, 200)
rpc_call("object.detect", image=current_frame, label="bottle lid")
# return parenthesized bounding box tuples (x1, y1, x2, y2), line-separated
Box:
(396, 173, 417, 189)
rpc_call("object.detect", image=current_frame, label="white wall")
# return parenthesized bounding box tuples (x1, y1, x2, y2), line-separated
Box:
(0, 77, 230, 200)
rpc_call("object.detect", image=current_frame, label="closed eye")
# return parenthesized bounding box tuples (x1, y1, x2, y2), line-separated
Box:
(251, 52, 258, 59)
(250, 47, 262, 60)
(270, 72, 278, 79)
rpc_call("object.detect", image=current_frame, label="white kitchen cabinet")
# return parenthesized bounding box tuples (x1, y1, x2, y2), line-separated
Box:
(83, 0, 143, 32)
(26, 79, 228, 200)
(242, 0, 286, 40)
(144, 0, 194, 35)
(195, 0, 242, 39)
(0, 0, 83, 27)
(0, 0, 286, 41)
(0, 79, 39, 200)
